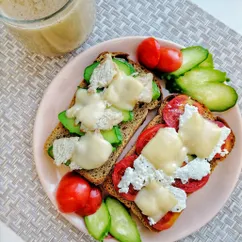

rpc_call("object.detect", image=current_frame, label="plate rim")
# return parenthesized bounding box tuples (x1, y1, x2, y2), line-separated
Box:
(33, 36, 242, 242)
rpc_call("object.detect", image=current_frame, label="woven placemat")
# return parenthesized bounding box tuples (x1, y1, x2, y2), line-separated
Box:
(1, 0, 242, 241)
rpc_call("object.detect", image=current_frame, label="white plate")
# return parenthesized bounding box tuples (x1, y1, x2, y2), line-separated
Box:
(33, 36, 242, 242)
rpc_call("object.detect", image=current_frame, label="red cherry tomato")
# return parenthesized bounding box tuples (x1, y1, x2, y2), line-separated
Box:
(162, 95, 206, 130)
(214, 121, 233, 160)
(156, 47, 182, 73)
(76, 187, 102, 216)
(56, 172, 91, 213)
(136, 124, 167, 154)
(173, 174, 210, 194)
(137, 37, 161, 69)
(112, 155, 138, 201)
(151, 212, 181, 231)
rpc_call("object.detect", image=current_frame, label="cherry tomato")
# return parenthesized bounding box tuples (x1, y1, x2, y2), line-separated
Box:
(135, 124, 167, 154)
(156, 47, 182, 73)
(137, 37, 161, 69)
(152, 212, 181, 231)
(173, 174, 210, 194)
(162, 95, 206, 130)
(56, 172, 91, 213)
(214, 121, 234, 160)
(112, 155, 138, 201)
(76, 187, 102, 216)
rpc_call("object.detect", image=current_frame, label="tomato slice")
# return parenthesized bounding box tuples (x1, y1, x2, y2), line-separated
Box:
(151, 212, 181, 231)
(162, 95, 206, 130)
(214, 121, 233, 160)
(173, 174, 210, 194)
(136, 124, 167, 154)
(112, 155, 138, 201)
(76, 187, 102, 216)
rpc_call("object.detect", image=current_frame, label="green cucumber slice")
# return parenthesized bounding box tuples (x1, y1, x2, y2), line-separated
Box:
(113, 58, 136, 75)
(152, 81, 161, 100)
(85, 202, 111, 241)
(101, 126, 123, 145)
(185, 82, 238, 111)
(170, 46, 209, 77)
(47, 145, 54, 159)
(58, 111, 84, 136)
(175, 67, 226, 90)
(199, 53, 214, 68)
(84, 62, 100, 84)
(106, 197, 141, 242)
(121, 110, 134, 122)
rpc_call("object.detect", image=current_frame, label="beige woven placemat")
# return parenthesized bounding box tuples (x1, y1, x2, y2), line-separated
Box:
(1, 0, 242, 241)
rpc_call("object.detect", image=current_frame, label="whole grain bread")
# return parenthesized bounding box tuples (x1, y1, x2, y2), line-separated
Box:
(44, 52, 162, 185)
(102, 94, 235, 232)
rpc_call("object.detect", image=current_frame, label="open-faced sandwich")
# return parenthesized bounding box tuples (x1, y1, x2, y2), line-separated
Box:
(45, 52, 162, 185)
(103, 94, 235, 232)
(45, 37, 238, 242)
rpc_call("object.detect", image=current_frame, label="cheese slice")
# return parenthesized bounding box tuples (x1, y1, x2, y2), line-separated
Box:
(135, 181, 177, 224)
(104, 71, 144, 110)
(66, 89, 123, 130)
(141, 127, 187, 175)
(178, 108, 221, 158)
(71, 132, 113, 170)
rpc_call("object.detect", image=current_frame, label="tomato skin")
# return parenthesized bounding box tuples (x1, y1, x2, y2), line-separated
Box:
(137, 37, 161, 69)
(151, 212, 181, 231)
(214, 121, 233, 160)
(136, 124, 167, 154)
(162, 95, 206, 130)
(56, 172, 91, 213)
(76, 187, 102, 216)
(173, 174, 210, 194)
(156, 47, 182, 73)
(112, 155, 138, 201)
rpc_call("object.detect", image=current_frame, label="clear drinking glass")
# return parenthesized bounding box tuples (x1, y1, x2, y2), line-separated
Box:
(0, 0, 96, 56)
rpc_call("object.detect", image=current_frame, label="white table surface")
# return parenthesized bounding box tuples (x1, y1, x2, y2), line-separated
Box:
(1, 0, 242, 241)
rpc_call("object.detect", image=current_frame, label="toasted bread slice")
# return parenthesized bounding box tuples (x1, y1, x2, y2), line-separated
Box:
(102, 94, 235, 232)
(44, 52, 162, 185)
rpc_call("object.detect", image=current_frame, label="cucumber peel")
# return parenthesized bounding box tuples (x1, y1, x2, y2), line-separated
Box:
(106, 197, 141, 242)
(185, 82, 238, 111)
(58, 111, 84, 136)
(152, 81, 161, 100)
(170, 46, 209, 77)
(85, 202, 111, 241)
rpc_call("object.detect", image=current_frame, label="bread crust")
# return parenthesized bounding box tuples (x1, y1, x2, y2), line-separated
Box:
(102, 94, 235, 232)
(44, 52, 163, 185)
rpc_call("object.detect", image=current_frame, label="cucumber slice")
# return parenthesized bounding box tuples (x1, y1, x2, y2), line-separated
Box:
(58, 111, 84, 136)
(47, 145, 54, 159)
(106, 197, 141, 242)
(170, 46, 209, 77)
(121, 110, 134, 122)
(84, 62, 100, 84)
(176, 67, 226, 90)
(85, 202, 111, 241)
(113, 58, 136, 75)
(101, 126, 123, 145)
(83, 58, 135, 85)
(199, 53, 214, 68)
(185, 82, 238, 111)
(152, 81, 161, 100)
